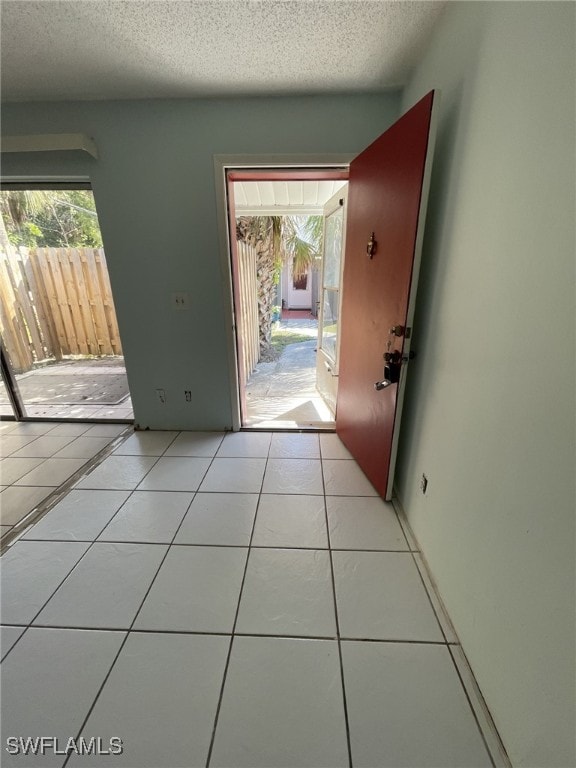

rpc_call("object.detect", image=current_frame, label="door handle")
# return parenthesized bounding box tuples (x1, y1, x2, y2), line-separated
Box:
(374, 349, 416, 391)
(374, 358, 402, 391)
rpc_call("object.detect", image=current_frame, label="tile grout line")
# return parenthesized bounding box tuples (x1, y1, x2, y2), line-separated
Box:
(2, 430, 495, 765)
(0, 431, 229, 668)
(205, 432, 272, 768)
(408, 547, 452, 644)
(5, 623, 456, 645)
(4, 432, 229, 646)
(3, 429, 79, 460)
(1, 452, 68, 490)
(389, 495, 453, 645)
(60, 429, 222, 768)
(392, 498, 459, 648)
(61, 629, 128, 768)
(75, 488, 138, 545)
(0, 426, 133, 554)
(446, 644, 498, 768)
(85, 428, 194, 543)
(0, 430, 136, 662)
(17, 535, 420, 553)
(3, 540, 99, 664)
(4, 429, 168, 639)
(320, 440, 354, 768)
(447, 644, 511, 768)
(2, 432, 185, 673)
(391, 495, 504, 767)
(390, 498, 415, 553)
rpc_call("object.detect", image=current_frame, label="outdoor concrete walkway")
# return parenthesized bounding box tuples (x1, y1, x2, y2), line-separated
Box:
(245, 319, 334, 429)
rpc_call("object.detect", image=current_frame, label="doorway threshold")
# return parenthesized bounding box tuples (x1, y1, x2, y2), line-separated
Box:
(244, 392, 335, 431)
(245, 418, 335, 431)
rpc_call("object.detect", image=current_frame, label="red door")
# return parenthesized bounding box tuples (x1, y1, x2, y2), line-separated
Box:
(336, 91, 439, 499)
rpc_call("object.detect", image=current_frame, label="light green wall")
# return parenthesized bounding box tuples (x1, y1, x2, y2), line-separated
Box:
(397, 3, 575, 766)
(1, 93, 400, 428)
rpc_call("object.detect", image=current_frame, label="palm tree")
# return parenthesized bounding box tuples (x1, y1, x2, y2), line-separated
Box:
(1, 190, 42, 251)
(0, 190, 49, 248)
(282, 216, 322, 279)
(236, 214, 321, 357)
(0, 190, 102, 248)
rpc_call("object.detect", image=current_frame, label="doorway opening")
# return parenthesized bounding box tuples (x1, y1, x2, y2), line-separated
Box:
(218, 93, 437, 496)
(226, 169, 348, 429)
(0, 184, 133, 422)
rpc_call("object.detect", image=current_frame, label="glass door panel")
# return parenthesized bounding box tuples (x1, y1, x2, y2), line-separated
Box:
(316, 187, 348, 415)
(0, 186, 133, 421)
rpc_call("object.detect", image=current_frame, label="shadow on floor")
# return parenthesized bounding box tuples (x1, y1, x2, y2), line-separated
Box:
(0, 357, 133, 420)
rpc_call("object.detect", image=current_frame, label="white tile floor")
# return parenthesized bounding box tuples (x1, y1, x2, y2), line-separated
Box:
(0, 421, 129, 541)
(2, 402, 134, 421)
(0, 426, 501, 768)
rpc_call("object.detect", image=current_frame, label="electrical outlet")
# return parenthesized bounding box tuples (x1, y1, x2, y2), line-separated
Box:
(184, 390, 192, 402)
(172, 292, 189, 310)
(156, 388, 166, 404)
(420, 474, 428, 494)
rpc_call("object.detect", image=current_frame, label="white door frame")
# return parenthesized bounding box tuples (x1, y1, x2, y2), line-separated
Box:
(213, 154, 354, 431)
(316, 187, 348, 416)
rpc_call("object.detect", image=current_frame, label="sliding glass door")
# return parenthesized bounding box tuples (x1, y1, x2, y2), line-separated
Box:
(0, 184, 133, 421)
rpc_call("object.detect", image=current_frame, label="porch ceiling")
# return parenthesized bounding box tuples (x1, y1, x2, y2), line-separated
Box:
(233, 180, 348, 216)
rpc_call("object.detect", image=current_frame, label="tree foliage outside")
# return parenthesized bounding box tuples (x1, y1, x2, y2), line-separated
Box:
(236, 215, 322, 358)
(0, 190, 103, 249)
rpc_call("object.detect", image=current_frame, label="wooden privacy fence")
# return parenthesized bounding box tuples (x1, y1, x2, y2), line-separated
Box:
(236, 240, 260, 383)
(0, 246, 122, 374)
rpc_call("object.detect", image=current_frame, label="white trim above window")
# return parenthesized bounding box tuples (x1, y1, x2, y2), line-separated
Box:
(1, 134, 98, 159)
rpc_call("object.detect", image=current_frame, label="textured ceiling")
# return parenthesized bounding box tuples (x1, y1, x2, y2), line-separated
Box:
(1, 0, 446, 102)
(234, 179, 348, 215)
